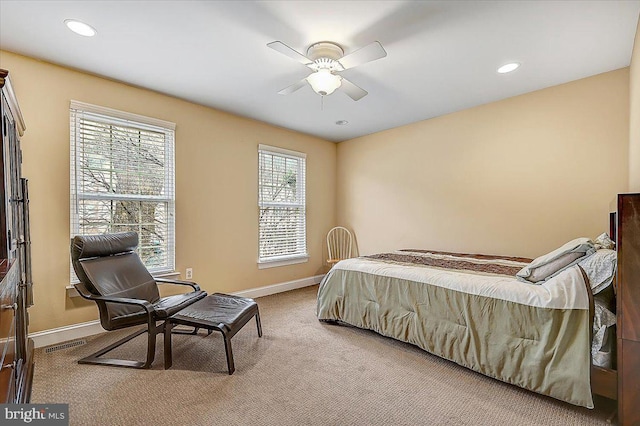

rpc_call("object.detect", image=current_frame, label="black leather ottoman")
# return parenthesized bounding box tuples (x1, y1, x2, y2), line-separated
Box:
(164, 293, 262, 374)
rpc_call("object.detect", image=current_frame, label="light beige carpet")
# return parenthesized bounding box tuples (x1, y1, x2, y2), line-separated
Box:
(33, 285, 614, 426)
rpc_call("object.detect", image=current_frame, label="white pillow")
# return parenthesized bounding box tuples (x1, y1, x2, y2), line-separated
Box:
(578, 249, 617, 294)
(516, 237, 596, 284)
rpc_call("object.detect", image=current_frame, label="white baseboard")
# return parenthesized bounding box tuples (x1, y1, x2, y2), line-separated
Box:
(29, 320, 104, 349)
(233, 274, 323, 299)
(30, 274, 324, 348)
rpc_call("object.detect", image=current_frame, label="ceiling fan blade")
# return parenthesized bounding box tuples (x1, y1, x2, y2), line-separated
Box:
(277, 78, 308, 95)
(339, 78, 368, 101)
(267, 41, 313, 66)
(338, 41, 387, 70)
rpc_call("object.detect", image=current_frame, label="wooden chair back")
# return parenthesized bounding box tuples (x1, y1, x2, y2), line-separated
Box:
(327, 226, 353, 266)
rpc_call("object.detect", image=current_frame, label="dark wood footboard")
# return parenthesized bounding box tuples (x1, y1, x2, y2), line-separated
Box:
(591, 194, 640, 426)
(616, 193, 640, 426)
(591, 365, 617, 400)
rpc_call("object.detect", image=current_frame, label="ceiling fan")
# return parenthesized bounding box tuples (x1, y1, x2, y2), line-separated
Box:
(267, 40, 387, 101)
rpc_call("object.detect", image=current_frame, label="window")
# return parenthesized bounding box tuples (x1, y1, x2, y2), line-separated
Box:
(70, 101, 175, 278)
(258, 144, 307, 268)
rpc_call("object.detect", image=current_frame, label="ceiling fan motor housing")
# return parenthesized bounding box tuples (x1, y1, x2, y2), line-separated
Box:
(307, 42, 344, 61)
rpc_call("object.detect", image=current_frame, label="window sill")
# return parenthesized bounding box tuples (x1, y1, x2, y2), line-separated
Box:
(66, 270, 180, 298)
(258, 255, 309, 269)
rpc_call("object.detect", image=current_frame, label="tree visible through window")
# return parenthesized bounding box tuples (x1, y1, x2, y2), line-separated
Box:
(258, 144, 307, 265)
(70, 101, 175, 278)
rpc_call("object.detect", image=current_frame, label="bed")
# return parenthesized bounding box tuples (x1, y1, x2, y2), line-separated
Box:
(317, 236, 621, 409)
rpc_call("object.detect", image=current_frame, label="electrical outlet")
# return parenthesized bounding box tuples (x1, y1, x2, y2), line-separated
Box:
(185, 268, 193, 280)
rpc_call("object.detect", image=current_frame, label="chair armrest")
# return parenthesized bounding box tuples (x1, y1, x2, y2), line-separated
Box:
(73, 283, 155, 313)
(155, 278, 201, 292)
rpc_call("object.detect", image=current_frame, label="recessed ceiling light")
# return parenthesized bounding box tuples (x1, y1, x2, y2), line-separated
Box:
(64, 19, 97, 37)
(335, 120, 349, 126)
(497, 62, 520, 74)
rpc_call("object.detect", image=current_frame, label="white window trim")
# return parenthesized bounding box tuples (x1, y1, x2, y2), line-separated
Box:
(69, 100, 176, 130)
(258, 144, 308, 267)
(258, 144, 306, 159)
(257, 254, 309, 269)
(69, 100, 176, 280)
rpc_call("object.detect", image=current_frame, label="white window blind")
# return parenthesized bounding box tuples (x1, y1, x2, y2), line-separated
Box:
(70, 101, 175, 279)
(258, 144, 307, 265)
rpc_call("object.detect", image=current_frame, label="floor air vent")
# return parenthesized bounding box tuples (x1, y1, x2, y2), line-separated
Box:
(44, 339, 87, 354)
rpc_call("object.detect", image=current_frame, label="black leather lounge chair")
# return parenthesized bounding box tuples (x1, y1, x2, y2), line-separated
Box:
(70, 232, 206, 369)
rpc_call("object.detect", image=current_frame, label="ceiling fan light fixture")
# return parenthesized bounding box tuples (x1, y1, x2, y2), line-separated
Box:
(64, 19, 97, 37)
(307, 69, 342, 96)
(497, 62, 520, 74)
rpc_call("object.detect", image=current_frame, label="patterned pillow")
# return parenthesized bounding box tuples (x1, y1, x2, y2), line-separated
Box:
(578, 249, 617, 294)
(594, 232, 615, 250)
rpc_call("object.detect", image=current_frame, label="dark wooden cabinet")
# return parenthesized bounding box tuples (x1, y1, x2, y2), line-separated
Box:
(0, 69, 34, 404)
(616, 193, 640, 426)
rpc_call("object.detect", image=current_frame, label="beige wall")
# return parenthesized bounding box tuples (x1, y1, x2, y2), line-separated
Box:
(337, 69, 629, 259)
(0, 51, 337, 333)
(630, 16, 640, 192)
(0, 47, 632, 333)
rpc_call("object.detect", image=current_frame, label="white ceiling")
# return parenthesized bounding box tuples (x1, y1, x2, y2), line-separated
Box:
(1, 1, 639, 142)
